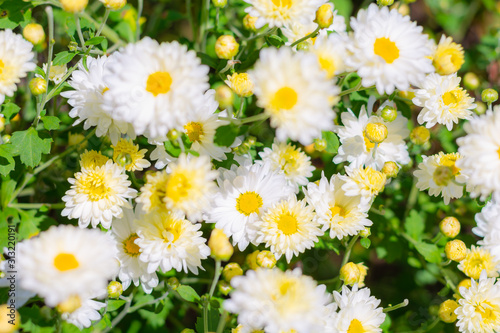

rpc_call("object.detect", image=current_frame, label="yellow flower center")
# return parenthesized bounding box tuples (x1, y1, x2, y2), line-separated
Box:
(236, 191, 263, 216)
(374, 37, 399, 64)
(123, 234, 140, 256)
(347, 318, 366, 333)
(276, 213, 298, 235)
(102, 87, 109, 94)
(54, 253, 79, 272)
(330, 205, 345, 218)
(443, 90, 460, 106)
(318, 55, 336, 78)
(477, 301, 499, 323)
(162, 219, 182, 243)
(79, 150, 109, 169)
(185, 122, 204, 143)
(279, 147, 301, 175)
(0, 59, 4, 75)
(146, 71, 172, 96)
(272, 0, 292, 8)
(440, 154, 460, 176)
(165, 172, 190, 203)
(271, 87, 298, 111)
(278, 279, 296, 296)
(112, 138, 142, 171)
(77, 170, 112, 201)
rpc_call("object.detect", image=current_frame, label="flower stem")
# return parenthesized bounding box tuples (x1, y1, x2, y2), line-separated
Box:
(290, 26, 320, 47)
(136, 0, 144, 41)
(383, 299, 409, 313)
(209, 260, 222, 300)
(75, 14, 87, 52)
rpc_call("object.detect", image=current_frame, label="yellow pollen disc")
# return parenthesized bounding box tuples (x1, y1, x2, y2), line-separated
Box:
(54, 253, 79, 272)
(78, 171, 112, 201)
(279, 148, 300, 175)
(102, 87, 109, 94)
(165, 172, 190, 203)
(318, 56, 336, 78)
(162, 220, 182, 243)
(146, 71, 172, 96)
(271, 87, 298, 111)
(185, 122, 204, 142)
(123, 234, 140, 256)
(330, 205, 345, 218)
(277, 213, 298, 235)
(477, 301, 499, 322)
(272, 0, 292, 8)
(236, 191, 263, 216)
(442, 90, 460, 106)
(347, 318, 366, 333)
(440, 154, 460, 176)
(0, 59, 4, 75)
(374, 37, 399, 64)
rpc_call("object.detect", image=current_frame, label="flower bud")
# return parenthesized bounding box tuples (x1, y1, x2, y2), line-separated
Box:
(215, 35, 239, 60)
(215, 85, 234, 109)
(296, 41, 310, 51)
(440, 217, 460, 238)
(378, 0, 394, 5)
(359, 227, 371, 238)
(107, 281, 123, 299)
(23, 23, 45, 45)
(167, 277, 181, 290)
(382, 161, 399, 178)
(364, 123, 388, 144)
(222, 263, 243, 282)
(218, 280, 233, 295)
(475, 101, 487, 115)
(0, 304, 20, 333)
(380, 105, 397, 122)
(257, 251, 276, 269)
(445, 240, 467, 262)
(167, 128, 180, 141)
(57, 295, 82, 313)
(315, 3, 334, 29)
(60, 0, 89, 13)
(243, 14, 258, 32)
(2, 135, 11, 143)
(438, 299, 458, 323)
(463, 72, 480, 91)
(208, 229, 234, 261)
(0, 116, 5, 133)
(245, 250, 260, 270)
(29, 78, 47, 96)
(356, 263, 368, 287)
(225, 73, 253, 97)
(481, 88, 499, 104)
(100, 0, 127, 10)
(314, 138, 327, 152)
(212, 0, 227, 8)
(340, 262, 361, 286)
(410, 126, 430, 145)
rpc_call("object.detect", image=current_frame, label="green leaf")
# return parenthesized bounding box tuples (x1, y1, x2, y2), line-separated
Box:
(176, 285, 200, 302)
(1, 102, 20, 122)
(265, 35, 284, 48)
(214, 124, 239, 147)
(41, 116, 61, 131)
(52, 51, 77, 66)
(322, 131, 339, 154)
(0, 0, 32, 29)
(18, 209, 45, 240)
(415, 241, 442, 264)
(360, 237, 371, 249)
(407, 257, 422, 268)
(404, 210, 425, 240)
(85, 36, 106, 46)
(11, 127, 52, 168)
(107, 299, 126, 312)
(197, 52, 219, 69)
(0, 144, 15, 176)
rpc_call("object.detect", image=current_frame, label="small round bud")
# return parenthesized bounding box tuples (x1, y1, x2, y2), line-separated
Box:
(245, 250, 260, 270)
(433, 165, 454, 186)
(60, 0, 89, 13)
(410, 126, 431, 145)
(215, 35, 239, 60)
(29, 78, 47, 96)
(107, 281, 123, 299)
(245, 136, 256, 146)
(23, 23, 45, 45)
(378, 0, 394, 6)
(457, 278, 472, 292)
(215, 85, 234, 109)
(167, 277, 181, 290)
(57, 295, 82, 313)
(225, 73, 253, 97)
(167, 129, 180, 141)
(218, 280, 233, 296)
(2, 135, 11, 143)
(243, 14, 258, 32)
(381, 161, 399, 178)
(356, 263, 368, 287)
(296, 41, 310, 51)
(359, 227, 371, 238)
(0, 304, 20, 332)
(222, 263, 243, 282)
(116, 152, 132, 168)
(475, 101, 487, 115)
(100, 0, 127, 10)
(438, 299, 458, 323)
(440, 217, 461, 238)
(257, 251, 276, 269)
(315, 3, 334, 29)
(445, 240, 467, 262)
(463, 72, 480, 91)
(68, 41, 79, 52)
(481, 88, 499, 104)
(339, 262, 361, 286)
(212, 0, 227, 7)
(314, 138, 327, 152)
(208, 229, 234, 261)
(380, 105, 397, 122)
(364, 123, 388, 144)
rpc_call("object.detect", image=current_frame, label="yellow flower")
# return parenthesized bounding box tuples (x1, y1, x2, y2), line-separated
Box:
(225, 73, 253, 97)
(112, 138, 151, 172)
(458, 246, 499, 279)
(79, 150, 109, 169)
(432, 35, 464, 75)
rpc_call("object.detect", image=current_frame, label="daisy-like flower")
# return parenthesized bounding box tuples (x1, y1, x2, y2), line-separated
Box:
(334, 103, 411, 170)
(61, 56, 135, 145)
(255, 196, 322, 262)
(103, 38, 209, 140)
(413, 73, 475, 130)
(432, 35, 465, 75)
(79, 149, 110, 169)
(333, 284, 386, 333)
(413, 152, 467, 205)
(473, 201, 500, 263)
(310, 32, 350, 79)
(62, 293, 106, 330)
(304, 174, 372, 240)
(250, 46, 339, 145)
(224, 268, 332, 333)
(243, 0, 326, 29)
(347, 4, 433, 95)
(258, 141, 314, 191)
(135, 210, 210, 274)
(112, 138, 151, 171)
(458, 246, 500, 280)
(17, 225, 118, 306)
(0, 29, 36, 104)
(340, 165, 387, 206)
(207, 161, 294, 250)
(455, 272, 500, 333)
(111, 207, 159, 293)
(62, 160, 137, 229)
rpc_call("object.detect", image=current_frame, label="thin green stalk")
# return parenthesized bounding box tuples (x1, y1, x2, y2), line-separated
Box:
(244, 27, 277, 41)
(404, 178, 419, 217)
(341, 235, 359, 267)
(186, 0, 194, 41)
(80, 11, 124, 45)
(215, 7, 220, 31)
(383, 299, 409, 313)
(136, 0, 143, 41)
(8, 202, 65, 209)
(75, 14, 87, 51)
(200, 0, 211, 52)
(216, 311, 228, 333)
(239, 112, 269, 124)
(203, 304, 209, 333)
(209, 260, 222, 300)
(338, 81, 367, 96)
(96, 8, 111, 37)
(236, 97, 245, 118)
(290, 26, 320, 47)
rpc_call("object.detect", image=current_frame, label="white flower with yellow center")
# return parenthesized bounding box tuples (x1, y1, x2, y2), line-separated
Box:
(458, 246, 500, 280)
(62, 293, 106, 330)
(207, 161, 294, 250)
(310, 32, 350, 79)
(112, 138, 151, 172)
(340, 165, 387, 206)
(244, 0, 326, 29)
(255, 196, 322, 262)
(334, 103, 410, 170)
(62, 56, 135, 145)
(347, 4, 433, 95)
(135, 210, 210, 274)
(333, 284, 386, 333)
(474, 201, 500, 264)
(258, 141, 314, 191)
(111, 207, 159, 293)
(455, 272, 500, 333)
(304, 174, 372, 240)
(250, 46, 339, 145)
(414, 152, 467, 205)
(103, 37, 209, 140)
(224, 268, 332, 333)
(0, 29, 36, 104)
(17, 225, 118, 307)
(62, 160, 138, 229)
(413, 73, 475, 130)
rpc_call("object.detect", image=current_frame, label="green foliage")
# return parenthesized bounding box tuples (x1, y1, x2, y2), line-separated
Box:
(11, 127, 52, 168)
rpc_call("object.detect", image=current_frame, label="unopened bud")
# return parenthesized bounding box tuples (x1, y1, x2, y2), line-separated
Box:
(218, 280, 233, 296)
(222, 263, 243, 282)
(116, 152, 132, 168)
(68, 132, 87, 148)
(60, 0, 89, 13)
(410, 126, 430, 145)
(257, 251, 276, 268)
(359, 227, 371, 238)
(356, 263, 368, 287)
(167, 129, 180, 141)
(457, 278, 472, 294)
(463, 72, 480, 91)
(215, 85, 234, 109)
(481, 88, 498, 104)
(438, 299, 458, 323)
(315, 3, 334, 29)
(225, 73, 253, 97)
(107, 281, 123, 299)
(208, 229, 234, 261)
(243, 14, 258, 32)
(23, 23, 45, 45)
(339, 262, 361, 286)
(364, 123, 388, 144)
(2, 135, 11, 143)
(57, 295, 82, 313)
(378, 0, 394, 6)
(314, 138, 327, 152)
(445, 240, 467, 261)
(440, 217, 460, 238)
(100, 0, 126, 10)
(475, 101, 487, 115)
(0, 116, 5, 133)
(382, 161, 399, 178)
(215, 35, 239, 60)
(212, 0, 227, 7)
(167, 277, 180, 290)
(29, 78, 47, 96)
(296, 42, 310, 51)
(245, 250, 260, 270)
(0, 304, 20, 332)
(380, 105, 397, 122)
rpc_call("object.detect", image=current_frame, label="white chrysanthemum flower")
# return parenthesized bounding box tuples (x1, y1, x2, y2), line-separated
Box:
(62, 294, 106, 330)
(38, 62, 67, 84)
(455, 272, 500, 333)
(224, 268, 332, 333)
(258, 140, 314, 191)
(413, 152, 466, 205)
(340, 165, 387, 206)
(62, 160, 137, 229)
(458, 246, 499, 280)
(413, 73, 475, 130)
(304, 174, 372, 240)
(135, 210, 210, 274)
(310, 32, 350, 79)
(473, 201, 500, 263)
(333, 284, 386, 333)
(17, 225, 118, 306)
(103, 37, 209, 140)
(112, 138, 151, 172)
(207, 161, 294, 250)
(61, 56, 135, 145)
(334, 103, 410, 170)
(244, 0, 326, 29)
(255, 196, 322, 262)
(111, 207, 159, 293)
(347, 4, 433, 95)
(250, 46, 339, 145)
(457, 106, 500, 201)
(0, 29, 36, 104)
